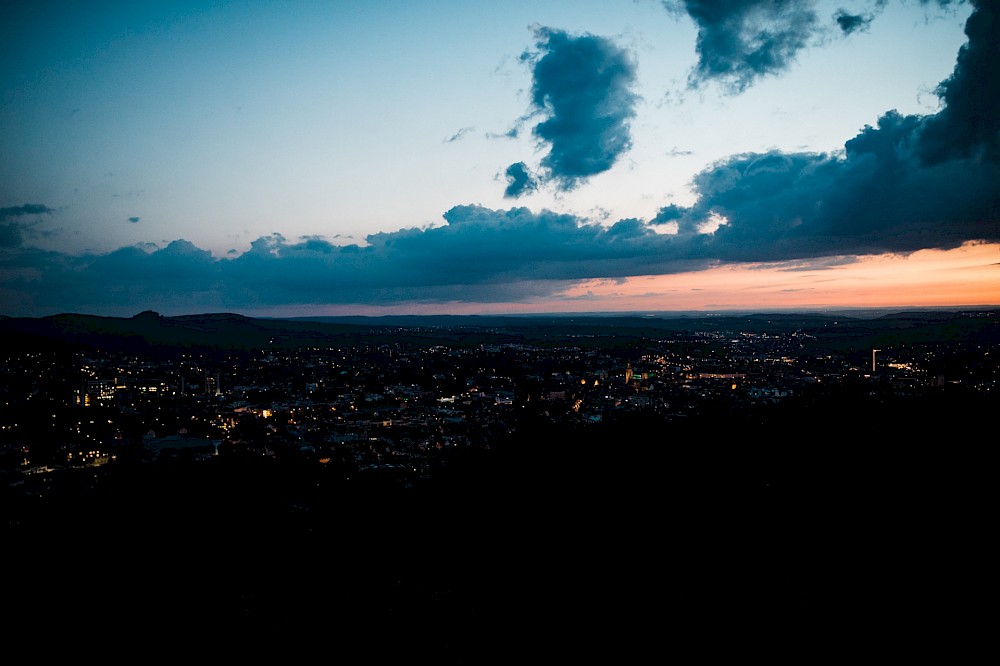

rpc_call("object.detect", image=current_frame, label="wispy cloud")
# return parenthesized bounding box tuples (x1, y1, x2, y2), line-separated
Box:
(444, 127, 474, 143)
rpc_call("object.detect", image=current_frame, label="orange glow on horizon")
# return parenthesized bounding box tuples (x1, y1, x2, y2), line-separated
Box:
(261, 242, 999, 317)
(555, 242, 1000, 312)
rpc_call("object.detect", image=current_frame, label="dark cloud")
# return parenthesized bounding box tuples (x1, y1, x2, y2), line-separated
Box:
(663, 0, 998, 263)
(669, 1, 971, 90)
(0, 241, 225, 316)
(0, 206, 714, 315)
(521, 27, 639, 191)
(0, 204, 55, 249)
(128, 216, 141, 223)
(300, 237, 336, 254)
(675, 0, 820, 93)
(651, 204, 697, 232)
(677, 114, 999, 264)
(834, 10, 875, 34)
(916, 0, 999, 165)
(0, 203, 55, 219)
(0, 224, 23, 248)
(652, 204, 686, 222)
(503, 162, 539, 198)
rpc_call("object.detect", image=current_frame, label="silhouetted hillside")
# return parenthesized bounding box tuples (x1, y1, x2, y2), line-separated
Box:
(2, 307, 997, 354)
(0, 310, 370, 353)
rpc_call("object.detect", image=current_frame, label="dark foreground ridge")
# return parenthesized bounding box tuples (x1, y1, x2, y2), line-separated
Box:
(9, 410, 992, 661)
(2, 308, 995, 661)
(8, 406, 991, 661)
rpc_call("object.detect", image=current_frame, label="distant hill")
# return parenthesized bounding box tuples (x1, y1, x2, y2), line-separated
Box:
(0, 310, 370, 354)
(1, 308, 998, 354)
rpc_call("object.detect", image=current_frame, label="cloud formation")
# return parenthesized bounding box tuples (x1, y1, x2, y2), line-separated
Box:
(674, 0, 820, 93)
(503, 162, 539, 198)
(678, 117, 999, 262)
(0, 204, 55, 249)
(0, 204, 56, 218)
(668, 0, 998, 260)
(834, 9, 876, 35)
(519, 27, 639, 191)
(916, 0, 999, 165)
(1, 1, 996, 317)
(669, 1, 966, 91)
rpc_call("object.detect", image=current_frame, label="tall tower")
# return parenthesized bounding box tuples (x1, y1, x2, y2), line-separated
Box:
(625, 361, 633, 385)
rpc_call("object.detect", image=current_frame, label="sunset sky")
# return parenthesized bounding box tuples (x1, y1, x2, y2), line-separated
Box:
(2, 0, 997, 318)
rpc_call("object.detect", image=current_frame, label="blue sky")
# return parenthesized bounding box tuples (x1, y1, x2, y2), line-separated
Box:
(2, 0, 997, 317)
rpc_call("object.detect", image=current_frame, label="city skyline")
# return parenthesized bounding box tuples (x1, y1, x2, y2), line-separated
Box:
(2, 0, 998, 318)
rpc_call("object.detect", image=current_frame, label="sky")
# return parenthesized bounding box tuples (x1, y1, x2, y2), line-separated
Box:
(1, 0, 998, 318)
